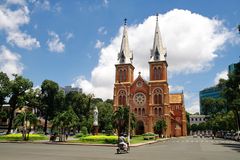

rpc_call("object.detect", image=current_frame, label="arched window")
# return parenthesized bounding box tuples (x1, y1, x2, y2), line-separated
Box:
(154, 108, 158, 115)
(134, 108, 137, 114)
(119, 69, 122, 82)
(153, 88, 163, 105)
(138, 108, 141, 115)
(123, 69, 127, 81)
(154, 94, 158, 104)
(157, 67, 161, 80)
(153, 67, 161, 80)
(154, 67, 157, 80)
(118, 90, 126, 106)
(142, 108, 145, 116)
(158, 108, 161, 116)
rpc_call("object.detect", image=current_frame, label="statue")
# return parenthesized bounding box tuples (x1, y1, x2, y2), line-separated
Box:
(92, 106, 99, 135)
(93, 106, 98, 126)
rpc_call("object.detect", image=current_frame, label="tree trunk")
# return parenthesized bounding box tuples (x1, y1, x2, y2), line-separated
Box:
(44, 114, 48, 135)
(7, 107, 15, 134)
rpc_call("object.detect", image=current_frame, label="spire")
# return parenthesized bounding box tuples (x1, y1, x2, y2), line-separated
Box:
(150, 13, 167, 62)
(118, 18, 133, 64)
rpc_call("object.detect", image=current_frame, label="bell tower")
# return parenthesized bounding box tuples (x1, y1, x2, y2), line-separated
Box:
(148, 14, 171, 136)
(113, 19, 134, 110)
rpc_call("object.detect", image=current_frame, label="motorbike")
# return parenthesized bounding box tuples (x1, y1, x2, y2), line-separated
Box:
(116, 143, 129, 154)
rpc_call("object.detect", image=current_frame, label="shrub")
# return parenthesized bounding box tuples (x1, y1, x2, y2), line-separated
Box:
(0, 134, 48, 141)
(80, 135, 118, 144)
(74, 133, 85, 138)
(142, 132, 156, 136)
(81, 126, 88, 135)
(143, 132, 157, 140)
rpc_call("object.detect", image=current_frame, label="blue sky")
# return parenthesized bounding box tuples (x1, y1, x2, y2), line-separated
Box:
(0, 0, 239, 113)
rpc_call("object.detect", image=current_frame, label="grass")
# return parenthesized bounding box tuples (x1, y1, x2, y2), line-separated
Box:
(131, 135, 157, 144)
(0, 133, 48, 141)
(69, 134, 158, 144)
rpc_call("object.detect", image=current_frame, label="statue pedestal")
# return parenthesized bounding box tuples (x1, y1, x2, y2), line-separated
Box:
(92, 126, 99, 135)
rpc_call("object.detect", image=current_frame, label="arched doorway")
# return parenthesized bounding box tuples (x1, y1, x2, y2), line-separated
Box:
(136, 120, 144, 135)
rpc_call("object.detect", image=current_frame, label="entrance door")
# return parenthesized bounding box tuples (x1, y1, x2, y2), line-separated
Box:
(136, 120, 144, 135)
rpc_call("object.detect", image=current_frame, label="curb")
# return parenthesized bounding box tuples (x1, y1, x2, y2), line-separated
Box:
(0, 138, 170, 147)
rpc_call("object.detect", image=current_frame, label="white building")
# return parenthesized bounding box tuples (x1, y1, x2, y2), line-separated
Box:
(61, 86, 82, 95)
(189, 115, 210, 126)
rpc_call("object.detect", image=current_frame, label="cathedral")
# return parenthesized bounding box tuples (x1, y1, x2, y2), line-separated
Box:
(113, 15, 187, 137)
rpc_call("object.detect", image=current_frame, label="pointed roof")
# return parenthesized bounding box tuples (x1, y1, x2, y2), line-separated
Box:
(150, 13, 167, 62)
(117, 18, 133, 64)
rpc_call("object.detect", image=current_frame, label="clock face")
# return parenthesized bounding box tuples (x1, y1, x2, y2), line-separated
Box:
(134, 92, 146, 106)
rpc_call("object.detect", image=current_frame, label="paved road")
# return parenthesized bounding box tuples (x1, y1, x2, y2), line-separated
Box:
(0, 136, 239, 160)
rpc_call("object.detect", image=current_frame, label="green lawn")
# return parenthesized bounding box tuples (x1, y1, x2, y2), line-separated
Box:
(0, 133, 48, 141)
(69, 135, 157, 144)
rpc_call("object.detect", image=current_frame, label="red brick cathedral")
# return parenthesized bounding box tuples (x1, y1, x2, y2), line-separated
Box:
(113, 15, 187, 137)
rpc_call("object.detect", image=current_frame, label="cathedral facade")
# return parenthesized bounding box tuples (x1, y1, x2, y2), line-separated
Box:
(113, 16, 187, 137)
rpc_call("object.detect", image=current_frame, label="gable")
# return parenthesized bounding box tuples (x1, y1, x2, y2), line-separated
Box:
(169, 94, 183, 104)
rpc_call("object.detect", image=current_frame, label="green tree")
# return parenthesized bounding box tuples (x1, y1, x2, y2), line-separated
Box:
(198, 122, 206, 131)
(154, 119, 167, 136)
(41, 80, 59, 134)
(52, 107, 79, 141)
(65, 91, 88, 132)
(190, 124, 198, 132)
(7, 75, 33, 134)
(112, 106, 129, 136)
(97, 101, 113, 132)
(14, 111, 38, 140)
(0, 72, 10, 107)
(218, 62, 240, 130)
(0, 111, 7, 119)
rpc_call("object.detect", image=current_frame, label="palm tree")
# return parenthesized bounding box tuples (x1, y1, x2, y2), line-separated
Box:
(112, 106, 129, 136)
(14, 111, 38, 140)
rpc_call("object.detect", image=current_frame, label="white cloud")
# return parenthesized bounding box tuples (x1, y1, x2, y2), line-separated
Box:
(0, 1, 40, 49)
(7, 30, 40, 49)
(53, 3, 62, 13)
(47, 31, 65, 53)
(184, 91, 200, 114)
(187, 99, 200, 114)
(95, 40, 105, 49)
(73, 9, 235, 100)
(214, 69, 228, 84)
(6, 0, 26, 6)
(65, 32, 74, 41)
(0, 45, 23, 78)
(31, 0, 50, 10)
(102, 0, 109, 7)
(98, 26, 107, 35)
(169, 85, 184, 93)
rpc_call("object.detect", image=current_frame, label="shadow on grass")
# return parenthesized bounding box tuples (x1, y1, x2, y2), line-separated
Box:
(214, 142, 240, 152)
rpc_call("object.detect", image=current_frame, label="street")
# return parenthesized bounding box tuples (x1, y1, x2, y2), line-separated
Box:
(0, 137, 239, 160)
